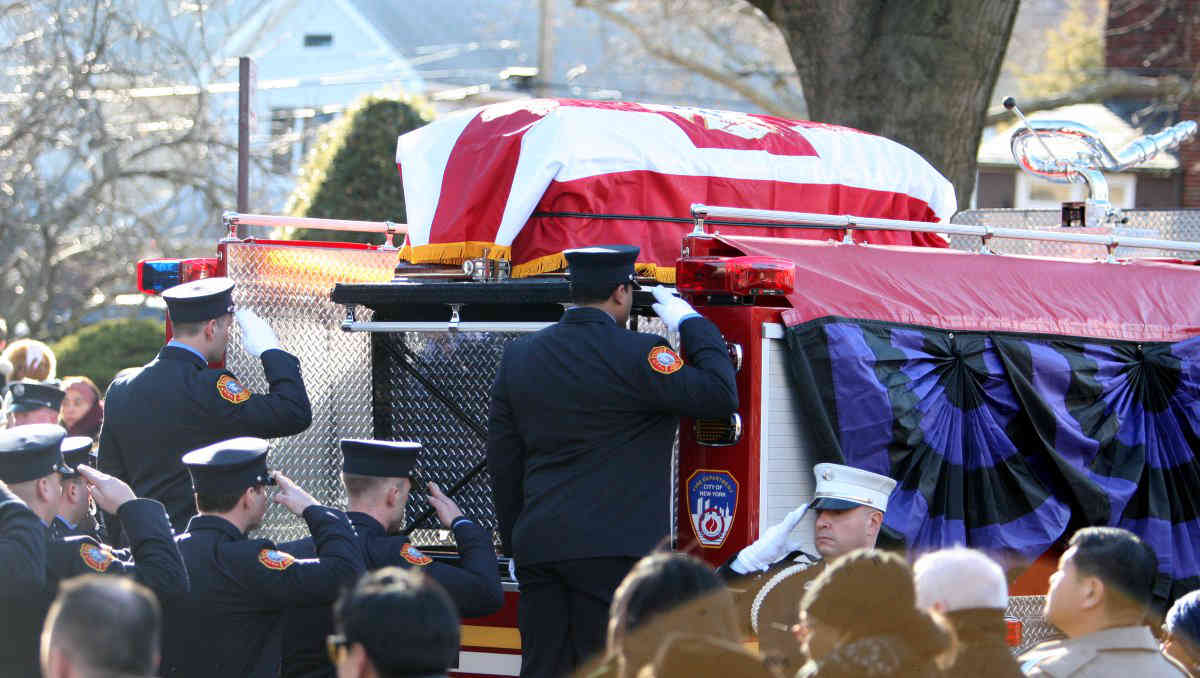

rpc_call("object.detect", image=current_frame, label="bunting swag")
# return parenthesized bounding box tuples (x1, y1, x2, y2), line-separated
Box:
(786, 317, 1200, 599)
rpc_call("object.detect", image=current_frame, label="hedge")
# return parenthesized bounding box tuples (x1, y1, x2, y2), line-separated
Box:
(283, 94, 435, 244)
(52, 318, 164, 391)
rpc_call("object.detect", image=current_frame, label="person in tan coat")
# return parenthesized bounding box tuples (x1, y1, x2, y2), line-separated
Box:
(1019, 527, 1187, 677)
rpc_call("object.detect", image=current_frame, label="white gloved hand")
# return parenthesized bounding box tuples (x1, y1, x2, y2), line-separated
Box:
(650, 285, 700, 332)
(730, 502, 810, 574)
(236, 309, 281, 358)
(507, 558, 518, 583)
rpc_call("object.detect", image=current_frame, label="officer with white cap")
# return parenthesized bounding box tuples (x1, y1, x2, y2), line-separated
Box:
(716, 462, 898, 672)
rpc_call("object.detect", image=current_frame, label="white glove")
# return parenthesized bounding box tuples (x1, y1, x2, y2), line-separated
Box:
(650, 285, 700, 332)
(235, 309, 281, 358)
(731, 502, 810, 575)
(507, 558, 518, 583)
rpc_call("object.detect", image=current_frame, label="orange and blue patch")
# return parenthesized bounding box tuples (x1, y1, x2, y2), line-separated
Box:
(400, 542, 432, 567)
(80, 543, 114, 572)
(258, 549, 296, 571)
(217, 374, 251, 404)
(648, 346, 683, 374)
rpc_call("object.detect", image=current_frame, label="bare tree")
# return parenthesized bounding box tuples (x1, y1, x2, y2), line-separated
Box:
(0, 0, 237, 338)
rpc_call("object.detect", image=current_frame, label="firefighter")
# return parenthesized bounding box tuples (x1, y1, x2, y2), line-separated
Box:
(97, 277, 312, 542)
(0, 423, 188, 676)
(5, 379, 65, 428)
(158, 437, 365, 678)
(486, 244, 739, 678)
(280, 438, 503, 678)
(49, 435, 103, 540)
(717, 462, 896, 672)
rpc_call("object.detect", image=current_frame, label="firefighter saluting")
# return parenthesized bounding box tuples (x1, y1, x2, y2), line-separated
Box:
(717, 463, 897, 672)
(487, 244, 739, 678)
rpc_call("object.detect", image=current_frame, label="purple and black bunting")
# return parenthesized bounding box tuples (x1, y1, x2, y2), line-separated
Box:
(785, 317, 1200, 602)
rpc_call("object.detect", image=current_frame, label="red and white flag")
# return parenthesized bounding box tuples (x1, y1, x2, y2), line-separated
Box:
(396, 99, 956, 281)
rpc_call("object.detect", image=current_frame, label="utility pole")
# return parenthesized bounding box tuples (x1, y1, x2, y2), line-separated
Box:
(237, 57, 256, 213)
(537, 0, 554, 98)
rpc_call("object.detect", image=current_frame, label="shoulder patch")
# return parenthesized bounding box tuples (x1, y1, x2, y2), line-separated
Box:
(400, 542, 432, 567)
(648, 345, 684, 374)
(258, 549, 296, 571)
(79, 542, 115, 572)
(216, 374, 251, 404)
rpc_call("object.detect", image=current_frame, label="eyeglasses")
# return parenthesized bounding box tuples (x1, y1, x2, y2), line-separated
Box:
(326, 634, 350, 664)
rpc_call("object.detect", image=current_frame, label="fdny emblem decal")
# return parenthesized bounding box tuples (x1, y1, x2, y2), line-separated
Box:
(258, 549, 296, 571)
(648, 346, 683, 375)
(687, 470, 739, 548)
(80, 543, 114, 572)
(217, 375, 251, 404)
(400, 543, 432, 567)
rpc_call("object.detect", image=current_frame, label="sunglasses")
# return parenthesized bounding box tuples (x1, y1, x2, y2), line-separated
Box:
(326, 634, 350, 664)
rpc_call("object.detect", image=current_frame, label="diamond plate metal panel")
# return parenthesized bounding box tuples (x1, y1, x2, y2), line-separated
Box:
(950, 208, 1200, 260)
(224, 242, 397, 542)
(1006, 595, 1064, 655)
(372, 314, 679, 548)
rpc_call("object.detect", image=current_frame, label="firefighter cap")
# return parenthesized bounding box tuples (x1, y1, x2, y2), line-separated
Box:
(5, 380, 66, 414)
(0, 424, 72, 483)
(340, 439, 421, 478)
(810, 463, 897, 512)
(163, 277, 235, 323)
(59, 436, 95, 477)
(182, 437, 275, 495)
(564, 244, 641, 290)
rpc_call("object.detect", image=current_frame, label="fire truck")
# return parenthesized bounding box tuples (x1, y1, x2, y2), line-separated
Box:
(136, 99, 1200, 674)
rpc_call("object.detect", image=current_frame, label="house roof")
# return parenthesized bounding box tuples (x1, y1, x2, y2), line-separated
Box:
(978, 102, 1179, 171)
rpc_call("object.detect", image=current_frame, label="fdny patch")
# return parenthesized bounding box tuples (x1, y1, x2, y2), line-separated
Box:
(217, 374, 251, 404)
(258, 549, 296, 571)
(80, 543, 114, 572)
(400, 543, 432, 567)
(648, 346, 683, 375)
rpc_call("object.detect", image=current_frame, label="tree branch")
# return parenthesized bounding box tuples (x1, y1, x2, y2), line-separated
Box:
(985, 70, 1192, 125)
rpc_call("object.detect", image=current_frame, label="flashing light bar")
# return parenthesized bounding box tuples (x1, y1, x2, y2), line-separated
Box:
(676, 256, 796, 297)
(137, 258, 219, 295)
(1004, 617, 1023, 647)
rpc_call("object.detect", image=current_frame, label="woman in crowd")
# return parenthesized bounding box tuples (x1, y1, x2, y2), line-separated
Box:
(2, 339, 56, 382)
(59, 376, 104, 438)
(796, 549, 955, 678)
(591, 551, 750, 678)
(1163, 589, 1200, 676)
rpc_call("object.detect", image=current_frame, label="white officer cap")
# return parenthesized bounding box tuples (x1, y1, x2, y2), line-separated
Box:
(810, 463, 897, 512)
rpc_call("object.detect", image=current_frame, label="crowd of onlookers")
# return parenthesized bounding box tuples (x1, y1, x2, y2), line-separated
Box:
(1, 321, 105, 438)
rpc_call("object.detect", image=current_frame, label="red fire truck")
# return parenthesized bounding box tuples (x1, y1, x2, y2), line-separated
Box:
(136, 99, 1200, 674)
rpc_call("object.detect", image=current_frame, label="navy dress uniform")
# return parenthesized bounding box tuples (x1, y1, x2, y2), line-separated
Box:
(716, 463, 897, 672)
(49, 435, 104, 541)
(0, 424, 188, 677)
(280, 439, 503, 678)
(99, 277, 312, 540)
(487, 245, 739, 678)
(159, 438, 366, 678)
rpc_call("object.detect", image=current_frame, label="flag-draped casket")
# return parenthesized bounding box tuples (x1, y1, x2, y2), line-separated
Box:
(395, 99, 956, 281)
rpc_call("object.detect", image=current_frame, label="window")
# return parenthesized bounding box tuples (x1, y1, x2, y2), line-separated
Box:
(1014, 171, 1136, 210)
(304, 33, 333, 48)
(270, 108, 338, 175)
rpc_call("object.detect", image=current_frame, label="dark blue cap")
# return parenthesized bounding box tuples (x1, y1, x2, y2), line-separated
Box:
(60, 436, 95, 477)
(564, 245, 640, 289)
(0, 424, 71, 483)
(163, 277, 235, 323)
(340, 439, 421, 478)
(182, 437, 274, 495)
(5, 380, 65, 414)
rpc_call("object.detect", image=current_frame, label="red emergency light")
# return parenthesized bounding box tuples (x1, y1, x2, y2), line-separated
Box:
(675, 256, 796, 297)
(1004, 617, 1023, 647)
(137, 258, 220, 295)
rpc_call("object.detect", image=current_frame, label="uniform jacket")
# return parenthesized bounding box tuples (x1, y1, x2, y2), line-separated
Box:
(159, 506, 365, 678)
(487, 309, 737, 564)
(49, 514, 104, 542)
(98, 345, 312, 540)
(279, 512, 503, 678)
(1019, 625, 1188, 677)
(717, 549, 824, 672)
(0, 485, 47, 678)
(1, 498, 187, 678)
